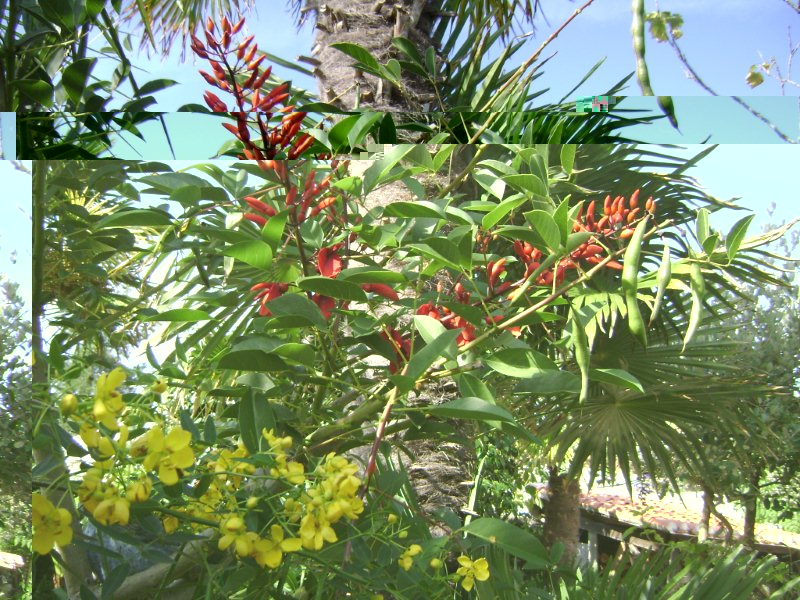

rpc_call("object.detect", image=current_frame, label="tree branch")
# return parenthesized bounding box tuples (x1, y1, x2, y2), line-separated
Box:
(665, 31, 796, 143)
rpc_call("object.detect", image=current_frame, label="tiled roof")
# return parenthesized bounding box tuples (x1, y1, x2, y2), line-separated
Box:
(538, 486, 800, 550)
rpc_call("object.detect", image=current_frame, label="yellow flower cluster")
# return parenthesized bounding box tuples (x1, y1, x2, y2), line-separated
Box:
(217, 516, 303, 569)
(209, 429, 363, 572)
(56, 368, 195, 550)
(32, 493, 73, 555)
(296, 451, 364, 551)
(456, 555, 490, 591)
(92, 367, 127, 430)
(398, 544, 422, 571)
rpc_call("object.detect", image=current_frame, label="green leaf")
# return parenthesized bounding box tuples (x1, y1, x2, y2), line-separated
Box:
(462, 518, 549, 569)
(525, 210, 561, 250)
(560, 144, 576, 175)
(261, 210, 289, 249)
(408, 242, 461, 270)
(385, 58, 401, 82)
(590, 368, 645, 393)
(330, 42, 383, 73)
(553, 198, 571, 244)
(425, 397, 515, 423)
(204, 416, 217, 445)
(745, 66, 764, 88)
(362, 145, 420, 193)
(338, 267, 407, 284)
(392, 36, 423, 65)
(515, 371, 581, 395)
(296, 276, 367, 301)
(62, 58, 96, 104)
(379, 113, 397, 143)
(385, 201, 446, 219)
(482, 195, 527, 230)
(264, 294, 327, 329)
(95, 208, 172, 229)
(272, 343, 316, 367)
(219, 350, 288, 372)
(327, 114, 361, 150)
(456, 373, 495, 403)
(696, 208, 710, 244)
(402, 329, 461, 389)
(139, 309, 212, 322)
(14, 79, 54, 107)
(725, 214, 755, 261)
(238, 390, 275, 453)
(344, 112, 382, 148)
(503, 173, 547, 196)
(414, 315, 449, 345)
(138, 78, 178, 96)
(224, 240, 273, 269)
(425, 46, 436, 75)
(485, 348, 558, 378)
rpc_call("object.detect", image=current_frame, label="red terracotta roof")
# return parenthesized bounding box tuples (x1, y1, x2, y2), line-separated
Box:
(538, 486, 800, 549)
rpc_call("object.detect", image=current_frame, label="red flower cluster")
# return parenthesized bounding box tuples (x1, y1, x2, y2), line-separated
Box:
(191, 15, 313, 161)
(510, 189, 655, 285)
(250, 282, 288, 316)
(241, 165, 346, 229)
(574, 189, 655, 238)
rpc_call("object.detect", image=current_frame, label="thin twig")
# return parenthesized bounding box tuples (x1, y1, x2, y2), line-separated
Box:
(469, 0, 597, 143)
(666, 31, 796, 143)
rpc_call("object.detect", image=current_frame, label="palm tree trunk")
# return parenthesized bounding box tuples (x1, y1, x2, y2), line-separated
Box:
(311, 0, 437, 112)
(741, 474, 759, 547)
(543, 469, 581, 566)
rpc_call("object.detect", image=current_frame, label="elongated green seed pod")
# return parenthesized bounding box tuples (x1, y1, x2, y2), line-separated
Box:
(622, 217, 650, 347)
(649, 244, 672, 325)
(572, 311, 591, 403)
(632, 0, 654, 95)
(683, 262, 706, 350)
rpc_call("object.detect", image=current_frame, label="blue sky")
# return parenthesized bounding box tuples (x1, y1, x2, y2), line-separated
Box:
(0, 161, 32, 313)
(83, 0, 800, 156)
(0, 113, 14, 158)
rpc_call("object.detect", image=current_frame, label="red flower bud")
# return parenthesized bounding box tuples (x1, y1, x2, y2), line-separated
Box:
(362, 283, 399, 301)
(232, 16, 246, 34)
(629, 188, 640, 209)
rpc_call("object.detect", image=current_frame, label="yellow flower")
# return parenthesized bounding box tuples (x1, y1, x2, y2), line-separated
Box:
(32, 493, 72, 555)
(93, 490, 130, 526)
(80, 422, 101, 448)
(163, 514, 179, 533)
(142, 426, 195, 486)
(93, 367, 126, 430)
(151, 379, 168, 394)
(398, 544, 422, 572)
(77, 468, 107, 513)
(60, 394, 78, 416)
(126, 476, 153, 502)
(429, 557, 442, 569)
(299, 513, 337, 550)
(271, 458, 306, 485)
(387, 513, 398, 524)
(252, 524, 302, 569)
(456, 555, 490, 592)
(218, 515, 256, 557)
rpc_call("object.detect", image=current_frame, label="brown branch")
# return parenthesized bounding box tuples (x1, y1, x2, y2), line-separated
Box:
(112, 530, 214, 600)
